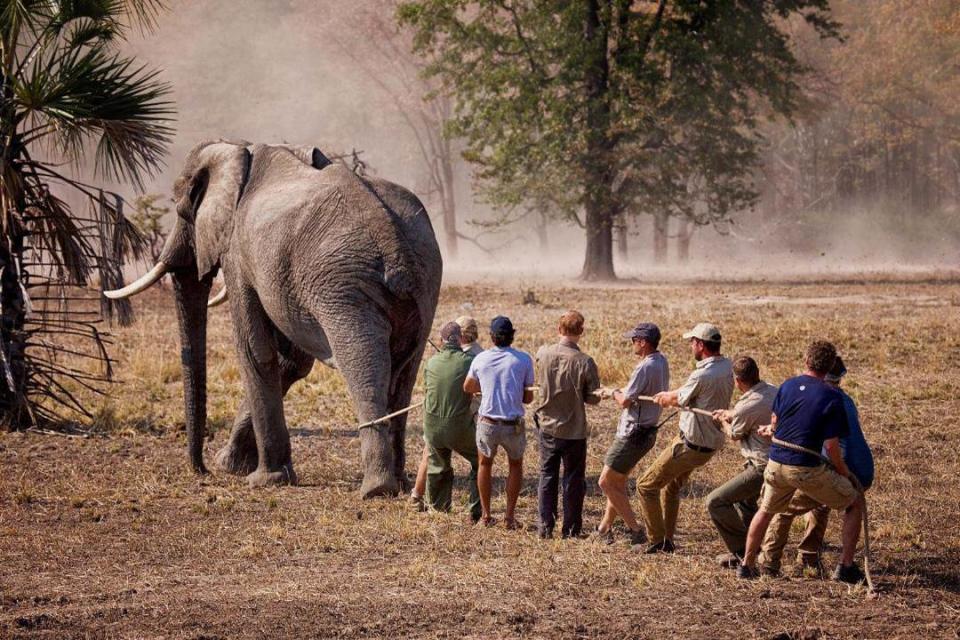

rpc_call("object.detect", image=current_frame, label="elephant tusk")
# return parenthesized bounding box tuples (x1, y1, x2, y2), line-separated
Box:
(207, 286, 229, 308)
(103, 261, 168, 299)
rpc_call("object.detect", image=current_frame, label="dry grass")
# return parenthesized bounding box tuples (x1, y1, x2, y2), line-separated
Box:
(2, 279, 960, 639)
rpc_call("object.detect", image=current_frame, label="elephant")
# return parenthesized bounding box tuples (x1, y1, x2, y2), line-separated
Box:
(106, 141, 442, 497)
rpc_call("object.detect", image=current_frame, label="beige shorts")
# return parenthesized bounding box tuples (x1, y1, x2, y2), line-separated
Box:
(759, 460, 858, 514)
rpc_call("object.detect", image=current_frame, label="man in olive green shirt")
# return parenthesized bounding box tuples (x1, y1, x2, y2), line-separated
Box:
(423, 322, 482, 521)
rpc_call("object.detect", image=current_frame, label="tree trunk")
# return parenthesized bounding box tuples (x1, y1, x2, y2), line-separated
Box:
(579, 0, 616, 281)
(440, 151, 458, 261)
(0, 209, 28, 429)
(581, 200, 615, 280)
(677, 218, 695, 263)
(616, 214, 628, 261)
(653, 210, 668, 263)
(536, 208, 549, 252)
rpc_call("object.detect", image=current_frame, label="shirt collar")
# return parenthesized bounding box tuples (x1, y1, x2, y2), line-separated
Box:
(746, 380, 766, 394)
(696, 355, 722, 369)
(559, 337, 580, 350)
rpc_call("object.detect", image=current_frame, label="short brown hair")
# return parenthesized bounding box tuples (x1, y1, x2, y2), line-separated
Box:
(733, 356, 760, 386)
(559, 310, 585, 336)
(805, 340, 837, 374)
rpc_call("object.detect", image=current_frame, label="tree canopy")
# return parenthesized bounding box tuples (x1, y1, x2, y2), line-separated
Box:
(398, 0, 838, 279)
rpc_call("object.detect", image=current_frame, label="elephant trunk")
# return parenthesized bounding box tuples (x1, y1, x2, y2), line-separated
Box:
(171, 267, 213, 474)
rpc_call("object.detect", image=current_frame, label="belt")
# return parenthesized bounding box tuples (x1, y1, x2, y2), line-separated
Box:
(681, 435, 714, 454)
(480, 416, 521, 426)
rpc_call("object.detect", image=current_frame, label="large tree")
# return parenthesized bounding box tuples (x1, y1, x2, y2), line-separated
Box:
(0, 0, 173, 426)
(399, 0, 837, 279)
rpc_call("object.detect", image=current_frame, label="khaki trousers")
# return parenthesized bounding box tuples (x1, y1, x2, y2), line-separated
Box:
(636, 436, 715, 543)
(705, 461, 764, 554)
(758, 492, 829, 573)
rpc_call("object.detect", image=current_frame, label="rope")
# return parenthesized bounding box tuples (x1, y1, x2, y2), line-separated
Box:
(771, 436, 874, 595)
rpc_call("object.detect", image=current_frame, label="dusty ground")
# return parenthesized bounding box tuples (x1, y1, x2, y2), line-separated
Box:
(2, 278, 960, 639)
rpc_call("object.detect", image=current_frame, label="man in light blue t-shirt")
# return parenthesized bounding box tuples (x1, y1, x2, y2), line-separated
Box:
(464, 316, 534, 529)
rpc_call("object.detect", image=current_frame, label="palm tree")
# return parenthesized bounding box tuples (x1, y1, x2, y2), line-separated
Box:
(0, 0, 174, 427)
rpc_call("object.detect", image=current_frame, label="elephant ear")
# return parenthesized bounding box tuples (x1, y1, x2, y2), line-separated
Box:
(188, 143, 251, 280)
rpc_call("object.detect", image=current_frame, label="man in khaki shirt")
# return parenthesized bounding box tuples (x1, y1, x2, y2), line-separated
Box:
(642, 323, 734, 553)
(533, 310, 601, 538)
(707, 356, 777, 567)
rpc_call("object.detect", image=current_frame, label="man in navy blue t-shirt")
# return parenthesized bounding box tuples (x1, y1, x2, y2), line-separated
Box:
(738, 341, 863, 581)
(757, 356, 874, 582)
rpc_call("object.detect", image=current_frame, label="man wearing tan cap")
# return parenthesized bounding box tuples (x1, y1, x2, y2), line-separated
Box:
(421, 322, 482, 521)
(456, 316, 484, 357)
(410, 317, 484, 511)
(638, 322, 734, 553)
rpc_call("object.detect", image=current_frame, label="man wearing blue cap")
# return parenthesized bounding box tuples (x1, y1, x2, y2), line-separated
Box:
(595, 322, 669, 546)
(464, 316, 535, 529)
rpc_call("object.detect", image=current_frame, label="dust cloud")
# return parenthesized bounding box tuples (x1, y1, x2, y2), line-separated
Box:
(116, 1, 959, 281)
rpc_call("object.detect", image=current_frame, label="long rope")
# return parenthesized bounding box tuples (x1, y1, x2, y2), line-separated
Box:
(771, 436, 874, 595)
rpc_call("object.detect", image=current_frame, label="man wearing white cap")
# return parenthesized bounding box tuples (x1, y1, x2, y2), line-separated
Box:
(638, 322, 734, 553)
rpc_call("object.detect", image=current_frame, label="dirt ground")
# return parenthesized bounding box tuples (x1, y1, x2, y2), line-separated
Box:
(2, 278, 960, 639)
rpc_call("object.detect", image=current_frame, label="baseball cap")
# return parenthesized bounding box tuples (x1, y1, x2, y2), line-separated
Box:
(455, 315, 478, 332)
(682, 322, 722, 342)
(623, 322, 661, 344)
(825, 355, 847, 383)
(440, 321, 462, 345)
(490, 315, 514, 336)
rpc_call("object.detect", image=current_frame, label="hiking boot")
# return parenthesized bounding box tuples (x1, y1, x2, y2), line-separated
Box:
(737, 564, 761, 580)
(629, 528, 648, 547)
(408, 492, 426, 513)
(538, 525, 554, 540)
(644, 539, 676, 554)
(832, 563, 866, 585)
(504, 518, 521, 531)
(716, 552, 742, 569)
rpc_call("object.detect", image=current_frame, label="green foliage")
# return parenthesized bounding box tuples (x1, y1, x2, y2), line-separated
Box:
(0, 0, 173, 281)
(398, 0, 837, 276)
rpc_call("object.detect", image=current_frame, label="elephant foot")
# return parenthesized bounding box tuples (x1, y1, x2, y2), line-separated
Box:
(215, 443, 258, 476)
(360, 472, 400, 499)
(246, 463, 298, 488)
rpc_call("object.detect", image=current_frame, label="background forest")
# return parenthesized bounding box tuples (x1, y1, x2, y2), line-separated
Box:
(115, 0, 960, 278)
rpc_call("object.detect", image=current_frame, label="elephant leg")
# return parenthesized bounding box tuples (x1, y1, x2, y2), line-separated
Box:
(321, 314, 395, 498)
(215, 333, 314, 476)
(387, 341, 425, 492)
(228, 285, 296, 488)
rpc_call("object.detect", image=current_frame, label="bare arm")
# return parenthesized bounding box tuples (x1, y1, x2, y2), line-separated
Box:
(652, 389, 679, 408)
(522, 388, 534, 404)
(824, 437, 850, 477)
(463, 376, 481, 395)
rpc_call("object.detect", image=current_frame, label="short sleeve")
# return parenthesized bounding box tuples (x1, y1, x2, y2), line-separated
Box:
(676, 369, 702, 407)
(524, 353, 535, 387)
(467, 354, 480, 379)
(583, 357, 601, 395)
(771, 386, 784, 417)
(623, 363, 648, 401)
(728, 400, 752, 440)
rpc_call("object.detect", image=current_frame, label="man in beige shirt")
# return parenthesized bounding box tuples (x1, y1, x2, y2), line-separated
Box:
(707, 356, 778, 568)
(533, 310, 601, 538)
(642, 323, 734, 553)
